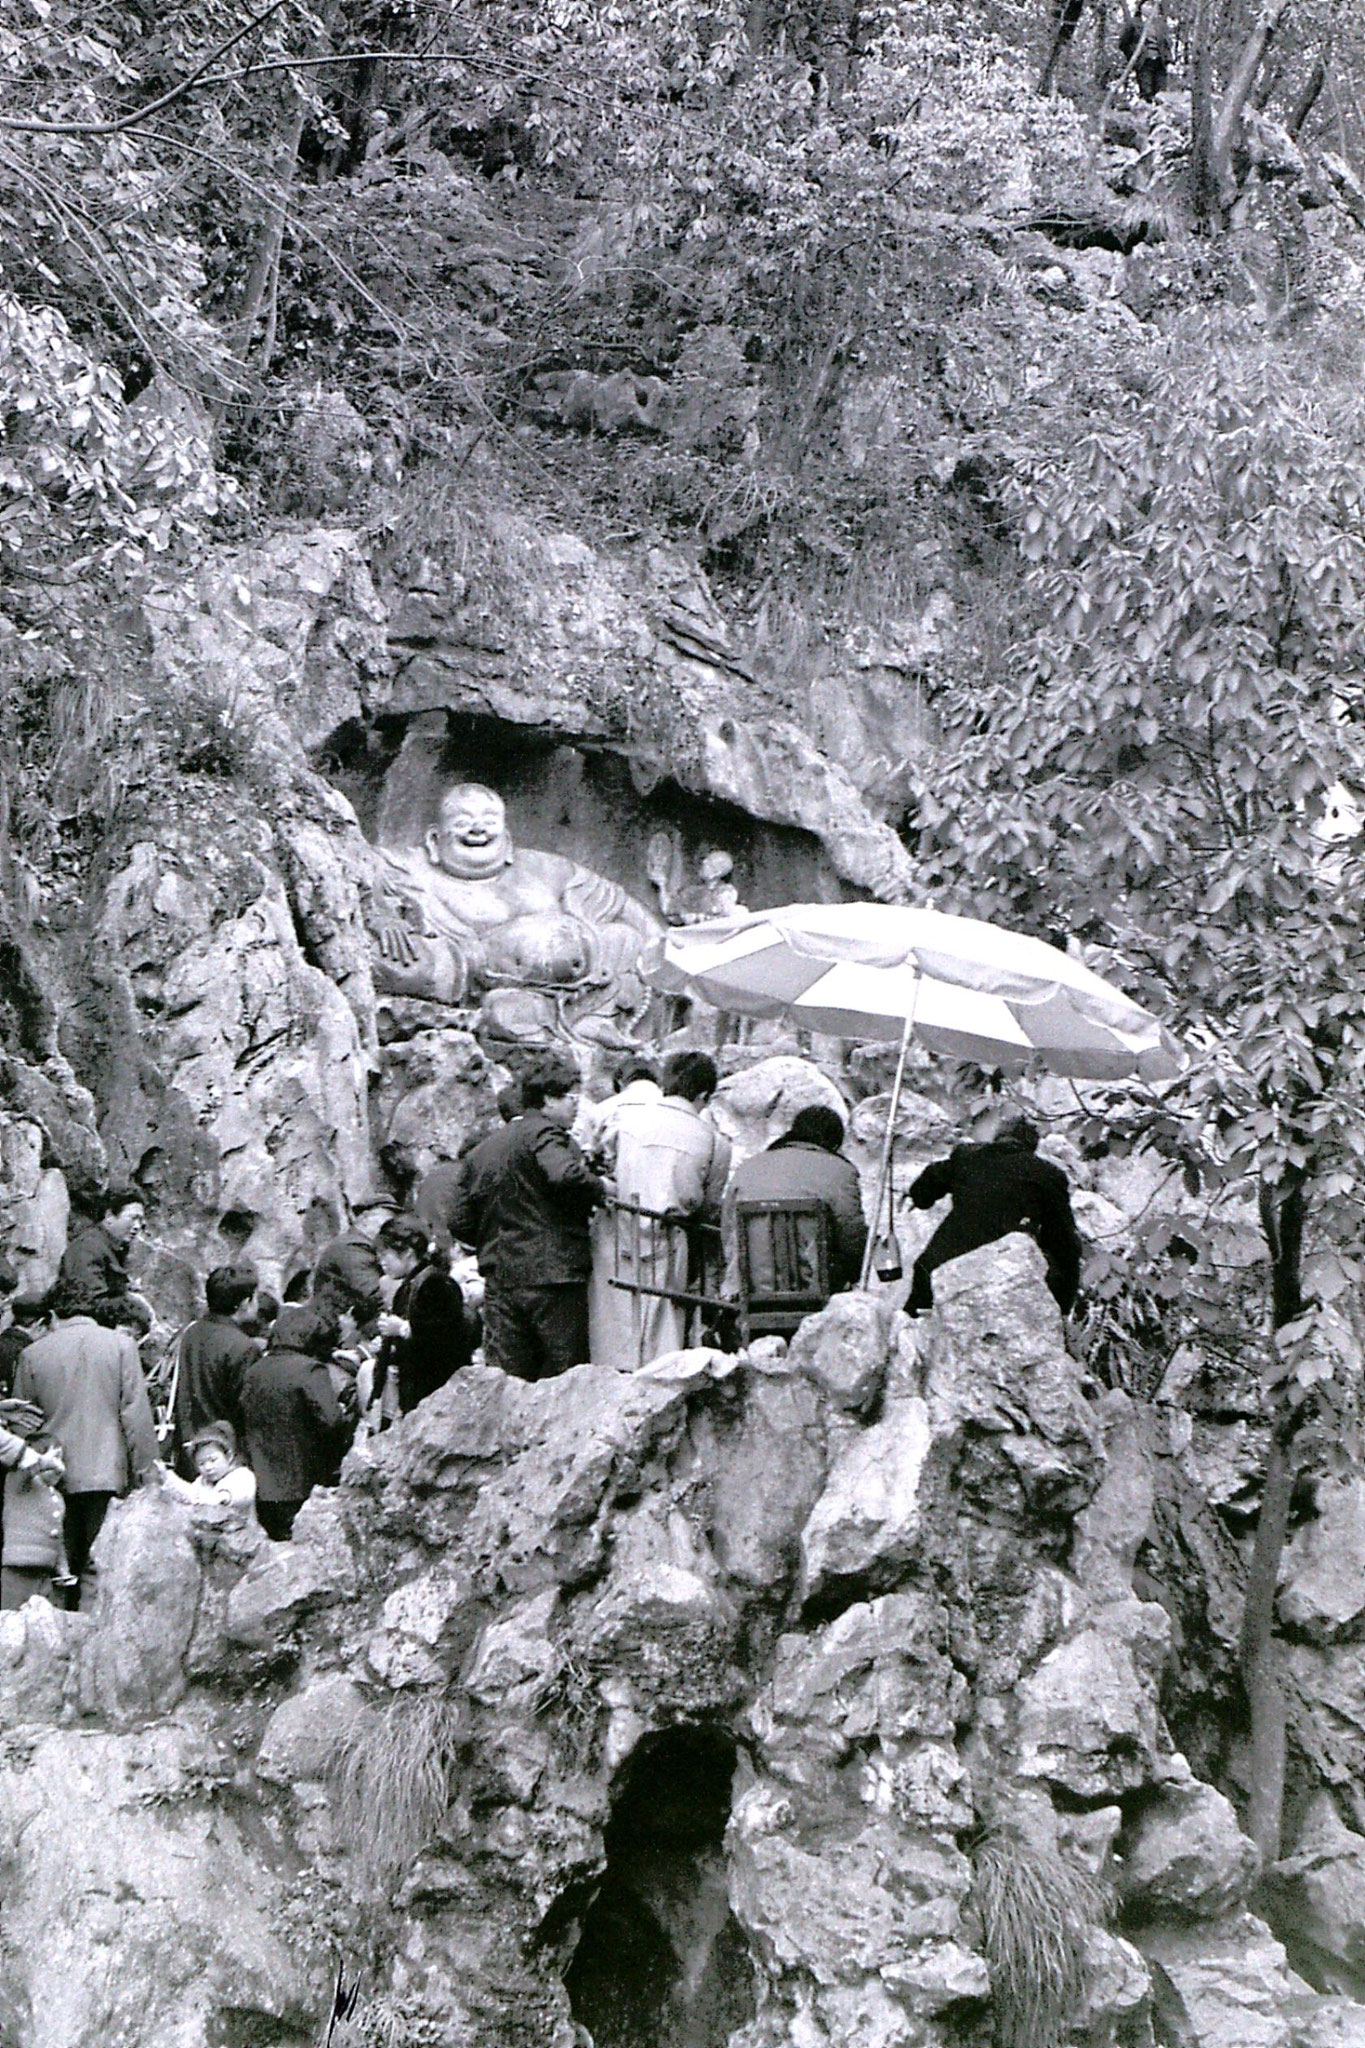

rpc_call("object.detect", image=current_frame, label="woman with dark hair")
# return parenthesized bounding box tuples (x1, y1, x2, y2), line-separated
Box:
(727, 1103, 868, 1294)
(238, 1303, 351, 1540)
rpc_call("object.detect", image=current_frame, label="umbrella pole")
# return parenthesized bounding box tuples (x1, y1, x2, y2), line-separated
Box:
(860, 993, 917, 1290)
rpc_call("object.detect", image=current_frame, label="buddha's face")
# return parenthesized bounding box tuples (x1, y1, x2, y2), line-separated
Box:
(426, 785, 511, 877)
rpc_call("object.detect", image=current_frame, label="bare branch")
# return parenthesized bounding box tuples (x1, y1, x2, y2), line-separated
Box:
(0, 0, 299, 137)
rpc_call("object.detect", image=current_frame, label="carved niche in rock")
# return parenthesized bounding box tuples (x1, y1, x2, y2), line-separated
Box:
(366, 780, 662, 1045)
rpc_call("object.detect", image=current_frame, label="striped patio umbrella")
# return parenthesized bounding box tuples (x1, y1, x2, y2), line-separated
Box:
(645, 901, 1184, 1285)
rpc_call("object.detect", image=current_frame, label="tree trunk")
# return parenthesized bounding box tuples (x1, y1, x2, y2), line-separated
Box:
(1212, 0, 1293, 190)
(233, 95, 308, 377)
(1241, 1422, 1295, 1860)
(1288, 50, 1327, 138)
(1040, 0, 1088, 94)
(1240, 1164, 1308, 1864)
(1189, 0, 1221, 222)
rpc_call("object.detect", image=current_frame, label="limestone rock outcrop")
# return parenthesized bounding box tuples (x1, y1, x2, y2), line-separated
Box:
(0, 1237, 1358, 2048)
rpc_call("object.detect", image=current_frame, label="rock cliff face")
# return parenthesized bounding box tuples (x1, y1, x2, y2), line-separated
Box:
(0, 515, 926, 1301)
(3, 1237, 1362, 2048)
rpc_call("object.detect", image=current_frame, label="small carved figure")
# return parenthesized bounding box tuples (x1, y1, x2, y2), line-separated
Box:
(646, 831, 744, 926)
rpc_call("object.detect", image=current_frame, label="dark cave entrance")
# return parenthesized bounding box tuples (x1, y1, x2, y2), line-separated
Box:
(565, 1725, 757, 2048)
(317, 707, 849, 915)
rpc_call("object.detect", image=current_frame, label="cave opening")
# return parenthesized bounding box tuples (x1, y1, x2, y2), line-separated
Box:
(316, 707, 850, 916)
(565, 1724, 757, 2048)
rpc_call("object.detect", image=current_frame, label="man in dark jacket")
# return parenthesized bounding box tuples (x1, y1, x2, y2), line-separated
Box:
(465, 1051, 604, 1381)
(239, 1303, 351, 1541)
(57, 1190, 151, 1332)
(311, 1219, 386, 1324)
(312, 1210, 429, 1327)
(172, 1263, 260, 1475)
(907, 1113, 1081, 1315)
(14, 1297, 160, 1606)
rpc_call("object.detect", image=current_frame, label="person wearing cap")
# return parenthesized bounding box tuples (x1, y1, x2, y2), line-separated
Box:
(172, 1264, 261, 1476)
(239, 1303, 351, 1541)
(160, 1421, 258, 1516)
(907, 1111, 1081, 1316)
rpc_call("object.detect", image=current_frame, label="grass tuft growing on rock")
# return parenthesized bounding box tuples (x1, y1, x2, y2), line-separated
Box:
(334, 1691, 463, 1882)
(970, 1826, 1106, 2048)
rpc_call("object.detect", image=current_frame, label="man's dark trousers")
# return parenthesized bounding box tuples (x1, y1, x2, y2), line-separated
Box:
(64, 1489, 115, 1610)
(483, 1283, 589, 1381)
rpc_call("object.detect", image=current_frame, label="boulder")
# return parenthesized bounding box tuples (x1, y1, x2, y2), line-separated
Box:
(1015, 1597, 1170, 1798)
(798, 1396, 934, 1605)
(0, 1596, 84, 1727)
(1266, 1795, 1365, 1986)
(1140, 1912, 1300, 2048)
(257, 1670, 374, 1786)
(82, 1492, 203, 1724)
(90, 834, 374, 1290)
(144, 525, 392, 759)
(1291, 1998, 1365, 2047)
(710, 1057, 852, 1165)
(1071, 1390, 1157, 1600)
(0, 1722, 323, 2047)
(0, 1112, 71, 1299)
(755, 1592, 967, 1769)
(447, 1365, 702, 1593)
(918, 1234, 1104, 1517)
(729, 1776, 974, 1988)
(1082, 1930, 1152, 2036)
(787, 1291, 898, 1416)
(1280, 1480, 1365, 1643)
(465, 1587, 561, 1709)
(224, 1504, 358, 1652)
(372, 1025, 498, 1175)
(1122, 1772, 1260, 1919)
(573, 1509, 741, 1717)
(706, 1370, 829, 1591)
(364, 1565, 479, 1689)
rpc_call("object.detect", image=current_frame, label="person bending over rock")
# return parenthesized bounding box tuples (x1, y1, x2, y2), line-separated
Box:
(239, 1304, 351, 1542)
(907, 1112, 1081, 1316)
(312, 1209, 428, 1328)
(465, 1050, 605, 1381)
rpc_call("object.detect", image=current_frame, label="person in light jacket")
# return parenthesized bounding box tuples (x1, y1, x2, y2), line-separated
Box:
(588, 1050, 731, 1371)
(14, 1300, 159, 1608)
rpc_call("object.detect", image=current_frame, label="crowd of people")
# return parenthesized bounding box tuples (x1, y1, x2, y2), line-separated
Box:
(0, 1044, 1080, 1613)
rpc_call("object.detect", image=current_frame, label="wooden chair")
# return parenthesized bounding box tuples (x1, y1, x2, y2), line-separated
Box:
(735, 1198, 832, 1345)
